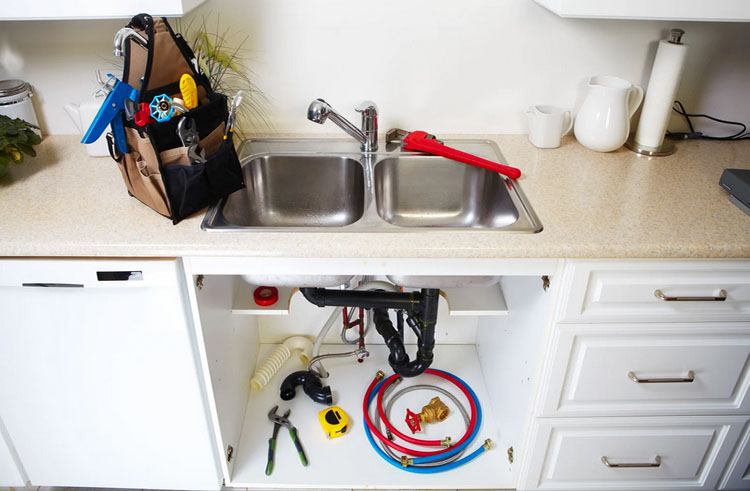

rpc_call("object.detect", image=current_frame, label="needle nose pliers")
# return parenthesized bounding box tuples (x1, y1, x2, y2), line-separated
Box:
(265, 405, 308, 476)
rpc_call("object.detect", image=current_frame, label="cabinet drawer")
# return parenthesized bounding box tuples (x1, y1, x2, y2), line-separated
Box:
(558, 260, 750, 323)
(520, 416, 746, 490)
(540, 324, 750, 416)
(720, 423, 750, 490)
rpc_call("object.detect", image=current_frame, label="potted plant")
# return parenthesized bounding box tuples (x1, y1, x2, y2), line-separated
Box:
(0, 115, 41, 178)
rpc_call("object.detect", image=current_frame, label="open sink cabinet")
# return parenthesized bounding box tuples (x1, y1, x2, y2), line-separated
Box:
(182, 257, 560, 489)
(2, 257, 748, 489)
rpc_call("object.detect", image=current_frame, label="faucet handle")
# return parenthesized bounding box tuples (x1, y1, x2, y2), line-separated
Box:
(355, 100, 378, 114)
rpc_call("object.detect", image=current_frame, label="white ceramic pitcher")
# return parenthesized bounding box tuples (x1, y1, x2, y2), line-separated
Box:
(64, 101, 109, 157)
(574, 75, 644, 152)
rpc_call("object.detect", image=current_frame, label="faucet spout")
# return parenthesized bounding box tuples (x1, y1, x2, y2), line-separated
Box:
(307, 99, 378, 152)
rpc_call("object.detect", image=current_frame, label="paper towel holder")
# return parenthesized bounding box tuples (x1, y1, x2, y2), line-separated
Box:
(627, 28, 686, 157)
(625, 135, 676, 157)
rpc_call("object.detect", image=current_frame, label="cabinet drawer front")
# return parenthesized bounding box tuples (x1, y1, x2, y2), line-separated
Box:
(720, 424, 750, 490)
(522, 416, 746, 490)
(541, 324, 750, 416)
(559, 260, 750, 323)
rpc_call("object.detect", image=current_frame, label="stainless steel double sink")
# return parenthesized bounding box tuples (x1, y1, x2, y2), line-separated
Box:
(202, 138, 542, 232)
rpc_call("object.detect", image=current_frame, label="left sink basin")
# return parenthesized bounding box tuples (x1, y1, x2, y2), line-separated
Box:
(212, 155, 365, 228)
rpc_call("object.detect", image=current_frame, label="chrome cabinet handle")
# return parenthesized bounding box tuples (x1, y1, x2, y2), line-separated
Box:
(22, 282, 84, 288)
(602, 455, 661, 468)
(654, 289, 727, 302)
(628, 370, 695, 384)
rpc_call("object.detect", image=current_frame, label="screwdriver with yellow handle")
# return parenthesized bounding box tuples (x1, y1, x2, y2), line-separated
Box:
(179, 73, 198, 110)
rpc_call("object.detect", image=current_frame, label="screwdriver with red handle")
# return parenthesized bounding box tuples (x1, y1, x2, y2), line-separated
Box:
(399, 130, 522, 180)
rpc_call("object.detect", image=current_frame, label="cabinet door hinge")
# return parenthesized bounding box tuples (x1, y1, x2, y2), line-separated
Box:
(195, 274, 204, 290)
(226, 444, 234, 462)
(507, 446, 514, 463)
(542, 275, 550, 291)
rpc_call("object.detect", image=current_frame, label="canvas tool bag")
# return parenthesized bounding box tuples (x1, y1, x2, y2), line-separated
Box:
(111, 13, 244, 224)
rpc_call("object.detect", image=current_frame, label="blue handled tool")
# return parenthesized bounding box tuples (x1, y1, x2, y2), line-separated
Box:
(81, 74, 138, 155)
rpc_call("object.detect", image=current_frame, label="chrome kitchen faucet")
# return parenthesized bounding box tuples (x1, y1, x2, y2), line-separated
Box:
(307, 99, 378, 152)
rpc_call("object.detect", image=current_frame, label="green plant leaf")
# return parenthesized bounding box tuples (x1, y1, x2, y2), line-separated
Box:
(6, 145, 22, 163)
(25, 131, 41, 145)
(18, 143, 36, 157)
(0, 115, 41, 165)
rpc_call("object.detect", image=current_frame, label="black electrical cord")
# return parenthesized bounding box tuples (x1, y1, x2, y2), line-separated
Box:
(667, 101, 750, 141)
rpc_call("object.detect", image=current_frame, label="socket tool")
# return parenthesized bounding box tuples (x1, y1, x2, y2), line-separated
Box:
(386, 128, 522, 180)
(223, 90, 245, 140)
(265, 405, 308, 476)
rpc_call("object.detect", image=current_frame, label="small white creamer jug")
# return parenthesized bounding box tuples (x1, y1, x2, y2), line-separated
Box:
(64, 101, 110, 157)
(526, 105, 573, 149)
(574, 75, 644, 152)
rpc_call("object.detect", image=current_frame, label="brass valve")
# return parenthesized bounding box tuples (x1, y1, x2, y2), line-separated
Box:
(405, 396, 450, 433)
(419, 396, 450, 423)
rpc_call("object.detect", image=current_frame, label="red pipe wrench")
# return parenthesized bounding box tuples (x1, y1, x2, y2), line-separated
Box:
(391, 129, 522, 180)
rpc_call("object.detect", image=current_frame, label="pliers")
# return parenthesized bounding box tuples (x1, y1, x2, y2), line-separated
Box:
(265, 405, 308, 476)
(177, 117, 206, 163)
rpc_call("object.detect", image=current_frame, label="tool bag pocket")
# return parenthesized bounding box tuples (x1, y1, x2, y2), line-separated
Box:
(111, 13, 244, 224)
(161, 137, 244, 222)
(148, 93, 229, 153)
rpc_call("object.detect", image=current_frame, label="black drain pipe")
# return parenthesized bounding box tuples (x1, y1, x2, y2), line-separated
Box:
(299, 287, 440, 377)
(280, 369, 333, 405)
(299, 288, 423, 311)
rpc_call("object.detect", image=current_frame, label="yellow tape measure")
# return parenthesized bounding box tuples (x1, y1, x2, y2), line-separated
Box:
(318, 406, 349, 439)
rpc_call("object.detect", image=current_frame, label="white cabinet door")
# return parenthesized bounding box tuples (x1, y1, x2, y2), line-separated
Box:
(533, 0, 750, 21)
(0, 421, 25, 486)
(0, 259, 220, 489)
(0, 0, 204, 20)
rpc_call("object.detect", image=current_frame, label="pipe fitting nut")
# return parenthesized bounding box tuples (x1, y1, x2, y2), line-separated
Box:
(375, 370, 385, 380)
(399, 455, 413, 467)
(441, 436, 453, 447)
(483, 439, 494, 451)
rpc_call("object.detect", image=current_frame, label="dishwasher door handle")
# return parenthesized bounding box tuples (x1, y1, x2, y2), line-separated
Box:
(22, 283, 84, 288)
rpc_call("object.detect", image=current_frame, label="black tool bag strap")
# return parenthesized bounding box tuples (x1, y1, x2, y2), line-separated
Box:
(122, 13, 213, 104)
(122, 14, 154, 96)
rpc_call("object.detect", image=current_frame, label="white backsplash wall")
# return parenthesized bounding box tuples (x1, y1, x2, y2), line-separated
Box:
(1, 0, 748, 135)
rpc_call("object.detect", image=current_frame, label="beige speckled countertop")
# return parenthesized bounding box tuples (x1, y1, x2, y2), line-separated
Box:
(1, 134, 748, 258)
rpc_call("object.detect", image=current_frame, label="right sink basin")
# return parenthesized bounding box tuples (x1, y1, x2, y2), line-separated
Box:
(374, 155, 521, 229)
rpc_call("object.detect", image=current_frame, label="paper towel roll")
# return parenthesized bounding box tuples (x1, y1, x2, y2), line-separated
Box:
(635, 33, 688, 149)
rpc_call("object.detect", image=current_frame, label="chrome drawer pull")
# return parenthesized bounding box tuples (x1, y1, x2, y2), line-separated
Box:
(654, 289, 727, 302)
(628, 370, 695, 384)
(602, 455, 661, 468)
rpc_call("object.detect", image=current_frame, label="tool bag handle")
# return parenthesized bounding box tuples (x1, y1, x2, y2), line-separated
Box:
(122, 13, 213, 104)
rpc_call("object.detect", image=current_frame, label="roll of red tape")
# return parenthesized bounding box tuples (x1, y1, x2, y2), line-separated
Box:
(253, 286, 279, 307)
